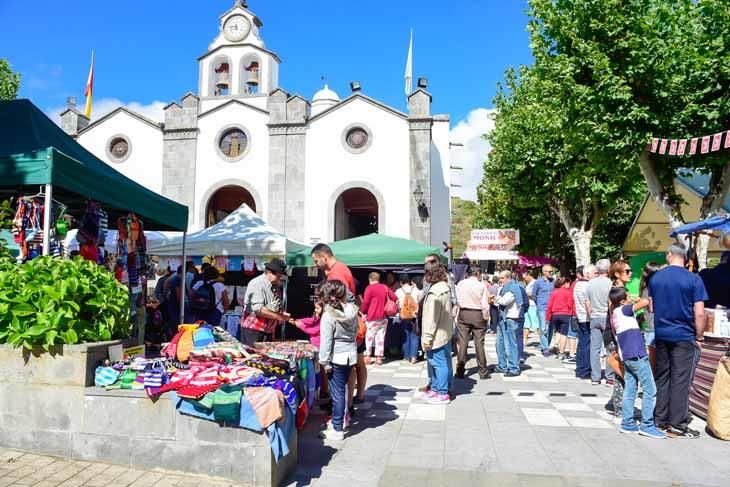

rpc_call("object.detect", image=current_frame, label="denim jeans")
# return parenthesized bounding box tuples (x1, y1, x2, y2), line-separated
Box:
(330, 363, 352, 432)
(643, 331, 655, 347)
(426, 342, 453, 395)
(576, 321, 591, 378)
(622, 356, 656, 429)
(401, 319, 419, 360)
(497, 317, 520, 374)
(515, 318, 525, 360)
(537, 309, 549, 351)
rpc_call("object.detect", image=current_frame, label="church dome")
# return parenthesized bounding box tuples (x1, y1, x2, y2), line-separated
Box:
(311, 84, 340, 115)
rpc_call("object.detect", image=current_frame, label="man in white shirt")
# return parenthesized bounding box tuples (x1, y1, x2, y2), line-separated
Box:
(455, 265, 491, 379)
(573, 265, 595, 379)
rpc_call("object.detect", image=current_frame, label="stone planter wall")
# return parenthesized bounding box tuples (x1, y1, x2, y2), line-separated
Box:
(0, 342, 296, 486)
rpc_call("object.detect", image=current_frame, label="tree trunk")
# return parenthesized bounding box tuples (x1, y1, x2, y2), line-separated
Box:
(571, 229, 593, 268)
(695, 233, 710, 270)
(637, 148, 685, 229)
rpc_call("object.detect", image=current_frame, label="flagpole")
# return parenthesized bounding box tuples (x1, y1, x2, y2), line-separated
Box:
(84, 50, 94, 119)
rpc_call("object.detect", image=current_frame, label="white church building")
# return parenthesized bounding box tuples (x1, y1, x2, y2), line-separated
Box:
(60, 0, 452, 247)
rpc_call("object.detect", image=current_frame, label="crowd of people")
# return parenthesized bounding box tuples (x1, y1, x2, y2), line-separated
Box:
(154, 241, 723, 442)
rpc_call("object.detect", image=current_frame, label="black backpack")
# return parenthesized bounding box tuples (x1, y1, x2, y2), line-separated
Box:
(191, 281, 215, 312)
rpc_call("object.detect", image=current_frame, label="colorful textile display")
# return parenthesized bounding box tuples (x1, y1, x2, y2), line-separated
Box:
(253, 341, 318, 361)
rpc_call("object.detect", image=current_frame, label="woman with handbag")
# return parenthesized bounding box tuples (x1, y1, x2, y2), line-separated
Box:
(360, 272, 398, 365)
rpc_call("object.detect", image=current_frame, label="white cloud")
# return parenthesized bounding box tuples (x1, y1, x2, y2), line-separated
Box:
(46, 98, 166, 126)
(449, 108, 495, 201)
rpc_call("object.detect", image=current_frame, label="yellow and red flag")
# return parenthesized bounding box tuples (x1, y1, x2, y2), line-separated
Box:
(84, 50, 94, 118)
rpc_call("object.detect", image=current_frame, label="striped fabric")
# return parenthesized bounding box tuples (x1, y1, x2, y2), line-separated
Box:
(690, 336, 730, 420)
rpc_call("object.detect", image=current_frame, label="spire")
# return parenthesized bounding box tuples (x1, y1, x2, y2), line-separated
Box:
(404, 29, 413, 97)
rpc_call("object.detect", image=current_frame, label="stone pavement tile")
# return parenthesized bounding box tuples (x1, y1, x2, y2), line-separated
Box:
(389, 449, 443, 469)
(378, 466, 431, 487)
(564, 416, 612, 429)
(106, 468, 146, 487)
(152, 475, 186, 487)
(532, 427, 615, 478)
(128, 472, 165, 487)
(521, 407, 570, 427)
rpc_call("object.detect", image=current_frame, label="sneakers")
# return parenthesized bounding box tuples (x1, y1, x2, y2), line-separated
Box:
(493, 367, 508, 374)
(562, 357, 576, 364)
(319, 426, 345, 441)
(591, 380, 601, 386)
(639, 425, 667, 439)
(605, 379, 615, 386)
(427, 393, 451, 405)
(666, 426, 701, 439)
(504, 371, 521, 377)
(542, 351, 553, 358)
(620, 424, 639, 434)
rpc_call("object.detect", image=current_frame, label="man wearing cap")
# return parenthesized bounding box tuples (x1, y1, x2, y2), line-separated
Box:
(240, 258, 291, 346)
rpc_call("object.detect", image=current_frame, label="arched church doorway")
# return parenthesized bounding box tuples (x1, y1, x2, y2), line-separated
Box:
(333, 187, 378, 241)
(206, 185, 256, 227)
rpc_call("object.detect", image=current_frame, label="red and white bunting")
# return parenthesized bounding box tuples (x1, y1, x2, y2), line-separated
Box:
(650, 129, 730, 157)
(677, 139, 687, 156)
(701, 136, 711, 154)
(669, 139, 677, 155)
(712, 132, 723, 151)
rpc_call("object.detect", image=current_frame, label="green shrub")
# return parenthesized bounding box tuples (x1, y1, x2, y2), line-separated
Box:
(0, 256, 131, 350)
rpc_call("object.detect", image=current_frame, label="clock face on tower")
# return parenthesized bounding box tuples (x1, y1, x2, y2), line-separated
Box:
(223, 15, 251, 42)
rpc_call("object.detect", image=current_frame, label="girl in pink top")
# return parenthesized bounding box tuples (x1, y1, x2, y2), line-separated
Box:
(292, 298, 329, 397)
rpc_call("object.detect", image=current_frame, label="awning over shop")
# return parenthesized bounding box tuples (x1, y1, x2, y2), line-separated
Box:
(463, 249, 519, 261)
(670, 215, 730, 237)
(0, 99, 188, 231)
(147, 204, 308, 257)
(287, 233, 443, 267)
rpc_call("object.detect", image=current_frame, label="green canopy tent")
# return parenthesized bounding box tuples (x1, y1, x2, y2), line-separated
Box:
(0, 99, 188, 233)
(286, 233, 443, 267)
(0, 99, 190, 323)
(626, 252, 666, 296)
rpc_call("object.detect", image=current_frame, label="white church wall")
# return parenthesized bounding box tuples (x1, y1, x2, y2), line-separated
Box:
(192, 102, 270, 231)
(431, 118, 452, 248)
(77, 112, 163, 194)
(305, 98, 410, 243)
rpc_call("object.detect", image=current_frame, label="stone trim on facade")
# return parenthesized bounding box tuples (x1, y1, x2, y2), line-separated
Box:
(326, 181, 386, 243)
(341, 123, 374, 154)
(198, 98, 270, 119)
(214, 124, 252, 162)
(308, 93, 408, 123)
(77, 106, 162, 136)
(105, 134, 132, 163)
(199, 43, 281, 64)
(198, 178, 263, 226)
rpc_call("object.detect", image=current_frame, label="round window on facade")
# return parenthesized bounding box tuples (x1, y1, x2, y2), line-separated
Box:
(106, 135, 131, 162)
(218, 127, 249, 160)
(342, 124, 372, 154)
(346, 127, 368, 150)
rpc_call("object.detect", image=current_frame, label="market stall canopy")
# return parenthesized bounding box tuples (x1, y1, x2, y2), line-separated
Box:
(0, 99, 188, 231)
(670, 215, 730, 237)
(463, 249, 519, 262)
(63, 229, 180, 252)
(147, 204, 308, 256)
(287, 233, 443, 267)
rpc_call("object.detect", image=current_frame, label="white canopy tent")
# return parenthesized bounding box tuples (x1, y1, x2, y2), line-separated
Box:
(146, 204, 308, 257)
(63, 229, 180, 252)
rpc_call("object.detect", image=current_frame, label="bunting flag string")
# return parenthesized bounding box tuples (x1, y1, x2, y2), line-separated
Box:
(650, 130, 730, 156)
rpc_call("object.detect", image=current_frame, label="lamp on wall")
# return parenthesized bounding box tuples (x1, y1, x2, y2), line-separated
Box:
(417, 78, 428, 89)
(413, 184, 429, 220)
(350, 81, 362, 93)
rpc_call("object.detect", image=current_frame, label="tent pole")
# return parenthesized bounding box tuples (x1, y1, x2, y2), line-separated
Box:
(179, 231, 187, 326)
(42, 184, 53, 256)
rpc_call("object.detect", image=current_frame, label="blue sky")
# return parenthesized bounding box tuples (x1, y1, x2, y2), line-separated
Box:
(0, 0, 533, 199)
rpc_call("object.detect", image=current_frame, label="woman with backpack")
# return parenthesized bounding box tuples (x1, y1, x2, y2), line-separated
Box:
(396, 273, 422, 364)
(191, 266, 229, 325)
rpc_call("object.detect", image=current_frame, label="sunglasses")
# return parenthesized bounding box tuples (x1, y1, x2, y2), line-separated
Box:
(622, 269, 632, 275)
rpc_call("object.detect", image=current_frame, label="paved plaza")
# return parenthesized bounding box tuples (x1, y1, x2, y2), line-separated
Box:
(1, 333, 728, 487)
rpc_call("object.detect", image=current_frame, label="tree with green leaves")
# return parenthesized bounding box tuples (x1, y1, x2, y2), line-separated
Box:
(450, 197, 478, 257)
(482, 59, 640, 267)
(529, 0, 730, 266)
(0, 59, 20, 101)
